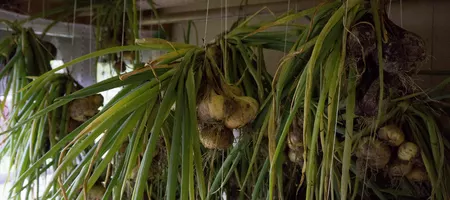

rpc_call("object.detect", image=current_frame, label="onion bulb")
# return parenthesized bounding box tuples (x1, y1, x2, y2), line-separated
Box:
(224, 96, 259, 129)
(398, 142, 418, 161)
(388, 160, 412, 177)
(288, 148, 304, 165)
(406, 167, 428, 182)
(287, 117, 303, 151)
(378, 124, 405, 146)
(355, 159, 368, 178)
(222, 83, 243, 96)
(287, 131, 303, 151)
(69, 94, 104, 122)
(86, 94, 104, 115)
(67, 119, 82, 133)
(356, 137, 391, 169)
(87, 183, 106, 200)
(197, 89, 231, 122)
(199, 125, 234, 149)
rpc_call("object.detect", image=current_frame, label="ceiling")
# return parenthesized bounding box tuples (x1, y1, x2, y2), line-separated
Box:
(1, 0, 301, 24)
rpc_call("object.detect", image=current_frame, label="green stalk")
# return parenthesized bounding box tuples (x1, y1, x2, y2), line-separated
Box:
(268, 57, 308, 198)
(188, 145, 195, 200)
(167, 73, 186, 200)
(58, 80, 73, 139)
(408, 107, 445, 198)
(136, 38, 196, 50)
(181, 92, 192, 199)
(185, 65, 206, 200)
(234, 38, 264, 102)
(101, 151, 126, 200)
(318, 43, 341, 200)
(251, 158, 269, 200)
(62, 138, 115, 198)
(305, 59, 333, 199)
(40, 82, 163, 198)
(244, 2, 338, 37)
(370, 0, 385, 128)
(338, 5, 358, 199)
(221, 153, 243, 188)
(340, 62, 357, 200)
(301, 2, 360, 199)
(0, 45, 22, 80)
(207, 143, 243, 199)
(80, 109, 146, 199)
(131, 53, 185, 200)
(120, 100, 157, 196)
(21, 45, 155, 93)
(240, 115, 269, 196)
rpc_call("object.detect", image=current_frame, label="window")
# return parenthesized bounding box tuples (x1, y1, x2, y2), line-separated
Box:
(96, 61, 133, 105)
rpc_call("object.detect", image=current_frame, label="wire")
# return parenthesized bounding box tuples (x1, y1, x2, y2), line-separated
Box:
(203, 0, 210, 47)
(400, 0, 403, 27)
(283, 0, 291, 54)
(121, 0, 126, 74)
(72, 0, 77, 46)
(388, 0, 392, 17)
(89, 0, 93, 80)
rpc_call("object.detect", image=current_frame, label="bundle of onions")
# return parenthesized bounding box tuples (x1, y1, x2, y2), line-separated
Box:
(196, 85, 258, 149)
(197, 84, 259, 129)
(286, 117, 304, 165)
(196, 46, 260, 149)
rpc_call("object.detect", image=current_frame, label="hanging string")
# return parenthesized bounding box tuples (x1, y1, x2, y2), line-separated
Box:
(139, 1, 143, 38)
(120, 0, 127, 74)
(224, 0, 228, 83)
(203, 0, 210, 47)
(388, 0, 392, 17)
(283, 0, 291, 55)
(139, 0, 143, 62)
(225, 0, 228, 33)
(400, 0, 403, 27)
(70, 0, 77, 73)
(89, 0, 93, 81)
(42, 0, 45, 18)
(72, 0, 77, 46)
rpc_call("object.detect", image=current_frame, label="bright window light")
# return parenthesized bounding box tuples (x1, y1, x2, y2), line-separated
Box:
(50, 60, 65, 73)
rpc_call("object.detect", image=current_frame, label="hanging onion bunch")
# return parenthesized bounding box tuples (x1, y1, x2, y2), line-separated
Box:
(195, 43, 263, 150)
(1, 8, 299, 199)
(0, 26, 105, 198)
(354, 119, 438, 199)
(348, 8, 427, 117)
(0, 22, 111, 200)
(286, 116, 304, 165)
(0, 24, 78, 172)
(264, 0, 450, 199)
